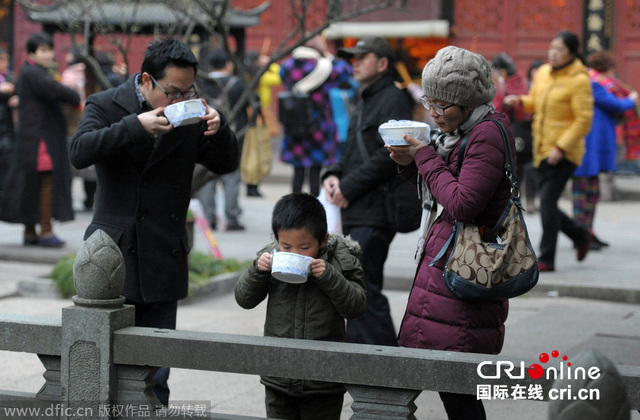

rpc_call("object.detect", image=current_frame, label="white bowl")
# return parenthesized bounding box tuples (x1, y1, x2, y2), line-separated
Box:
(271, 251, 312, 284)
(164, 99, 206, 127)
(378, 120, 430, 146)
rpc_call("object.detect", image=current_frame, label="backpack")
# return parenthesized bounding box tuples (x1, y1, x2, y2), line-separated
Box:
(277, 91, 315, 138)
(278, 53, 333, 139)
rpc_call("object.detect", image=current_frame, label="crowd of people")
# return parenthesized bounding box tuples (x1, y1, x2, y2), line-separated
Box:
(0, 27, 638, 419)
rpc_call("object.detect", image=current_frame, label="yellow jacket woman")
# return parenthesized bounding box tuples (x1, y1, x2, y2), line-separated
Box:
(521, 57, 593, 167)
(505, 31, 594, 272)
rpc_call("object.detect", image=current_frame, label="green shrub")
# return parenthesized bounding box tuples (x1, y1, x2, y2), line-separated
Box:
(50, 254, 77, 298)
(188, 251, 251, 284)
(50, 251, 251, 298)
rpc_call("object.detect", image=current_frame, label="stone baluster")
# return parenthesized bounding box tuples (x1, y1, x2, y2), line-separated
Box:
(36, 354, 61, 401)
(347, 385, 421, 419)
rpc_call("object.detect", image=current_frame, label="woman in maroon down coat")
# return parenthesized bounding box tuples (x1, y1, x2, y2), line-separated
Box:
(387, 46, 512, 420)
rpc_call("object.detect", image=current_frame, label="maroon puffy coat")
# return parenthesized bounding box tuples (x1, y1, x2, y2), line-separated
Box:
(397, 113, 512, 354)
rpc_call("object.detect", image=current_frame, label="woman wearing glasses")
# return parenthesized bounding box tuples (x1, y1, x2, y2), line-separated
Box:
(387, 46, 512, 420)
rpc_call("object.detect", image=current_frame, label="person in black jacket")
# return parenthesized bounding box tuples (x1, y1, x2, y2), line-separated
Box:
(69, 38, 238, 405)
(0, 32, 80, 247)
(0, 47, 15, 203)
(322, 37, 413, 346)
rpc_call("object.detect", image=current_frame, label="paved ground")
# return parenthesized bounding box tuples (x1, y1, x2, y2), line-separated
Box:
(1, 154, 640, 419)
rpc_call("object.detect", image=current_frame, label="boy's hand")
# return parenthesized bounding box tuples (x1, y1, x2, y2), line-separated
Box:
(310, 258, 326, 278)
(257, 252, 272, 272)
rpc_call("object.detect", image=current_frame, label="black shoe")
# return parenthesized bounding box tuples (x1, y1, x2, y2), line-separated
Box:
(226, 222, 245, 231)
(247, 185, 262, 197)
(23, 235, 39, 246)
(589, 241, 603, 251)
(592, 234, 609, 248)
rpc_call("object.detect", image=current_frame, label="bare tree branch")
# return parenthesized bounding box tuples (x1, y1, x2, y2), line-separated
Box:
(18, 0, 406, 123)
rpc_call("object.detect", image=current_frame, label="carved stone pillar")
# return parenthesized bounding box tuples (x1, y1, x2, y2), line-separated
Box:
(60, 230, 136, 419)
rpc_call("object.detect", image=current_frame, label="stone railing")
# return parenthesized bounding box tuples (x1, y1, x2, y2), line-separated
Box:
(0, 230, 639, 419)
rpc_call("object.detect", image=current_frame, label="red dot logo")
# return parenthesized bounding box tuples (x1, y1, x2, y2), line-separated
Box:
(552, 350, 559, 358)
(528, 364, 544, 380)
(539, 353, 549, 363)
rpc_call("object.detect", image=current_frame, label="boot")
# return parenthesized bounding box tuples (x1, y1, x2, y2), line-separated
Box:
(247, 184, 262, 197)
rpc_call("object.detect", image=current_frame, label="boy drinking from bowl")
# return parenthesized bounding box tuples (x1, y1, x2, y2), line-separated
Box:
(235, 192, 366, 419)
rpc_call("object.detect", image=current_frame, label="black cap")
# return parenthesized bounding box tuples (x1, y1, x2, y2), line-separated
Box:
(338, 36, 394, 63)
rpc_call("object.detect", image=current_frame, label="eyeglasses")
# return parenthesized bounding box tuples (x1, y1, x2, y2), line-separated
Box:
(420, 96, 456, 116)
(148, 74, 198, 100)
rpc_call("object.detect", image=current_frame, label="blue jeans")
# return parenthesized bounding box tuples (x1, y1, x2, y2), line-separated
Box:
(535, 159, 590, 266)
(126, 300, 178, 406)
(343, 225, 397, 346)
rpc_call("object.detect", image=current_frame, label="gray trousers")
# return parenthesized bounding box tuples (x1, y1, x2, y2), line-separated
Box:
(198, 168, 242, 225)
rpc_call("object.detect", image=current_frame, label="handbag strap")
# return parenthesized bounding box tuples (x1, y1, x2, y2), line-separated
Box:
(457, 118, 520, 199)
(430, 119, 519, 267)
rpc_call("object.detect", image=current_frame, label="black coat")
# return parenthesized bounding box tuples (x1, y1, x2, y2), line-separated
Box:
(1, 61, 80, 224)
(69, 75, 239, 303)
(323, 74, 413, 228)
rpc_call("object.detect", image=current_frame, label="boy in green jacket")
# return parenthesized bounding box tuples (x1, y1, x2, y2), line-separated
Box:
(235, 192, 366, 419)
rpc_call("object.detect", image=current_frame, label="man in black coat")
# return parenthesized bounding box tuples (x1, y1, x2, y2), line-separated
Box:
(69, 38, 238, 404)
(322, 37, 413, 346)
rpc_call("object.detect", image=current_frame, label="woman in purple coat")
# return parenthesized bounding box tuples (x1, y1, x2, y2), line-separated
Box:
(387, 46, 512, 420)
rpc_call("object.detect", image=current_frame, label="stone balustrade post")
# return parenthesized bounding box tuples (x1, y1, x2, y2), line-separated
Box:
(60, 230, 136, 419)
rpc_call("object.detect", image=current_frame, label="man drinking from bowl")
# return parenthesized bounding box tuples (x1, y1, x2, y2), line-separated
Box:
(69, 38, 238, 405)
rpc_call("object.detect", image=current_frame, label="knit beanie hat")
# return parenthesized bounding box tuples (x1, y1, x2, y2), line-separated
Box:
(421, 46, 496, 108)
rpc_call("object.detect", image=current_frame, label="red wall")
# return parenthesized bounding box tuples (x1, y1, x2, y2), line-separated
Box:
(10, 1, 640, 91)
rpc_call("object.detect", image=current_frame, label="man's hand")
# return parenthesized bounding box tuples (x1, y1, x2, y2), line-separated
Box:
(323, 176, 349, 208)
(0, 82, 14, 95)
(257, 252, 272, 272)
(200, 99, 222, 136)
(138, 107, 173, 135)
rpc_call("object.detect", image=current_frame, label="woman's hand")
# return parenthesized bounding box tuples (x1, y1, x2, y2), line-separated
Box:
(503, 94, 521, 107)
(386, 134, 427, 166)
(547, 146, 564, 166)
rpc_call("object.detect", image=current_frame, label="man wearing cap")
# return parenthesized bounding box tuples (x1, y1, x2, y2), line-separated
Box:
(322, 36, 413, 346)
